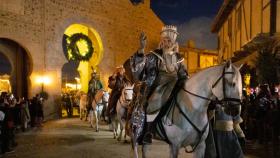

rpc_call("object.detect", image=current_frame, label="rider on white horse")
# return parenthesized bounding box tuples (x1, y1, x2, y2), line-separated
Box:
(129, 25, 189, 144)
(87, 70, 103, 118)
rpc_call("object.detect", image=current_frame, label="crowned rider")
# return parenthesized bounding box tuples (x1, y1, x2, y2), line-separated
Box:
(129, 25, 189, 144)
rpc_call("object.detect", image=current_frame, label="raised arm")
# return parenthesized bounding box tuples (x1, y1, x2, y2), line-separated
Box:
(123, 32, 147, 83)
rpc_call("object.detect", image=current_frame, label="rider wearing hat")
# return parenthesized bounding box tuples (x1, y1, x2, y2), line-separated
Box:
(107, 66, 130, 118)
(87, 70, 103, 118)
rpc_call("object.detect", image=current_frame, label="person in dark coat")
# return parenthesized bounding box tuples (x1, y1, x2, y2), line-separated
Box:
(209, 104, 245, 158)
(0, 95, 16, 154)
(29, 95, 38, 127)
(107, 66, 129, 118)
(65, 94, 72, 117)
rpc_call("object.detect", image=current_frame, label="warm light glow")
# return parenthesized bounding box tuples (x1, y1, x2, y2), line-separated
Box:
(65, 83, 81, 89)
(77, 61, 90, 92)
(244, 74, 251, 86)
(74, 77, 80, 82)
(0, 79, 10, 83)
(36, 76, 51, 85)
(0, 78, 11, 93)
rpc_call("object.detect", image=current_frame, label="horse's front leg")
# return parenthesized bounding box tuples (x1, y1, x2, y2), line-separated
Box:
(131, 134, 139, 158)
(112, 118, 118, 139)
(79, 108, 82, 120)
(142, 144, 149, 158)
(193, 141, 206, 158)
(117, 118, 123, 141)
(94, 110, 99, 132)
(122, 120, 128, 143)
(169, 144, 179, 158)
(89, 110, 94, 128)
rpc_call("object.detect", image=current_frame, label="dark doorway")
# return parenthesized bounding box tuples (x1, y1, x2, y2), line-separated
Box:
(0, 38, 32, 98)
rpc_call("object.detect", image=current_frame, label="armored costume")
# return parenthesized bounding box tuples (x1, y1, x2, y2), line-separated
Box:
(131, 49, 187, 114)
(129, 26, 188, 144)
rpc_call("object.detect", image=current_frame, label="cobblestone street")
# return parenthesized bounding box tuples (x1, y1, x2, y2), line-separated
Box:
(2, 118, 278, 158)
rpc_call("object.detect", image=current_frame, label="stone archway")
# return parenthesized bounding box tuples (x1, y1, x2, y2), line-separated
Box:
(61, 23, 104, 93)
(0, 38, 32, 98)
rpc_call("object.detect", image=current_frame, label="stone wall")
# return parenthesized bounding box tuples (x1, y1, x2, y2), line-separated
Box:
(0, 0, 163, 119)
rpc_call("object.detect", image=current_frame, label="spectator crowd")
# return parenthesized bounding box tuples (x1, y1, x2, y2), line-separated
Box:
(0, 92, 44, 156)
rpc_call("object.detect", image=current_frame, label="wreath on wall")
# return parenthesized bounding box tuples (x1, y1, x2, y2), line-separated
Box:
(63, 33, 94, 61)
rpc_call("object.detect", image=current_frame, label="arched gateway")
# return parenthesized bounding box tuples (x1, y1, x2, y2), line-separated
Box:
(0, 38, 32, 98)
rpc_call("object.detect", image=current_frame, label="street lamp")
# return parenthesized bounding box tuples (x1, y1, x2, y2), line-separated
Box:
(36, 76, 51, 92)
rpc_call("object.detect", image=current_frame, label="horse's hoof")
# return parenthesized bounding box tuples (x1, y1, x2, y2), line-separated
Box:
(117, 137, 121, 141)
(96, 129, 99, 132)
(124, 140, 129, 144)
(113, 136, 116, 139)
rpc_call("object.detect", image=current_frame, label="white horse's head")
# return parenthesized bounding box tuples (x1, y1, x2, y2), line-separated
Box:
(211, 60, 243, 116)
(102, 91, 110, 103)
(122, 83, 134, 102)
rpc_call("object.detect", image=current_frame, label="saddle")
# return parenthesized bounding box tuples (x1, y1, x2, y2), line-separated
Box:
(130, 78, 186, 144)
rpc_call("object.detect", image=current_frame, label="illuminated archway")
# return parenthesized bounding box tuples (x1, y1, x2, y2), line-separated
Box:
(63, 24, 104, 93)
(0, 53, 12, 93)
(0, 38, 32, 98)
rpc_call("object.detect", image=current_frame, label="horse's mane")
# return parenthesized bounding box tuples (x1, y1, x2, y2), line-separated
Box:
(189, 63, 239, 80)
(94, 90, 104, 101)
(189, 64, 224, 80)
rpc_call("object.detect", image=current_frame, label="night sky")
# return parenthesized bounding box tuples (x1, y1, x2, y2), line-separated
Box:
(151, 0, 223, 49)
(0, 0, 223, 76)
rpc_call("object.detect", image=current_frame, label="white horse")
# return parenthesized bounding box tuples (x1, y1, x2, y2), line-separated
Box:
(132, 61, 243, 158)
(79, 92, 88, 120)
(90, 90, 110, 132)
(116, 83, 134, 142)
(112, 84, 134, 140)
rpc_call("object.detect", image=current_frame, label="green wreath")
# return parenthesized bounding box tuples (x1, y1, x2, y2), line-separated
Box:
(68, 33, 94, 61)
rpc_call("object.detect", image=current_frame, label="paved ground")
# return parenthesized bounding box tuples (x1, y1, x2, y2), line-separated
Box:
(2, 118, 279, 158)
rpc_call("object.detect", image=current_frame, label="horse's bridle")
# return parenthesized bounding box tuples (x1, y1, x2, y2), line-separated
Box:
(211, 65, 242, 105)
(178, 65, 241, 152)
(119, 87, 134, 105)
(183, 65, 241, 106)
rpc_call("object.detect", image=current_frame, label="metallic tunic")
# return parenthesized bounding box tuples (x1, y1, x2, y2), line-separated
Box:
(130, 49, 188, 114)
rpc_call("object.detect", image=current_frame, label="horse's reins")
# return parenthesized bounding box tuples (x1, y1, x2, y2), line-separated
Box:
(182, 65, 241, 106)
(177, 65, 241, 152)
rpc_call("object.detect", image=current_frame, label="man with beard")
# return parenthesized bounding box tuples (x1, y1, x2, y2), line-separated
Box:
(129, 25, 188, 144)
(107, 66, 129, 118)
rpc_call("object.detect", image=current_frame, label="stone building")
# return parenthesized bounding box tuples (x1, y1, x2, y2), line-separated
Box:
(211, 0, 280, 65)
(0, 0, 163, 119)
(180, 40, 218, 75)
